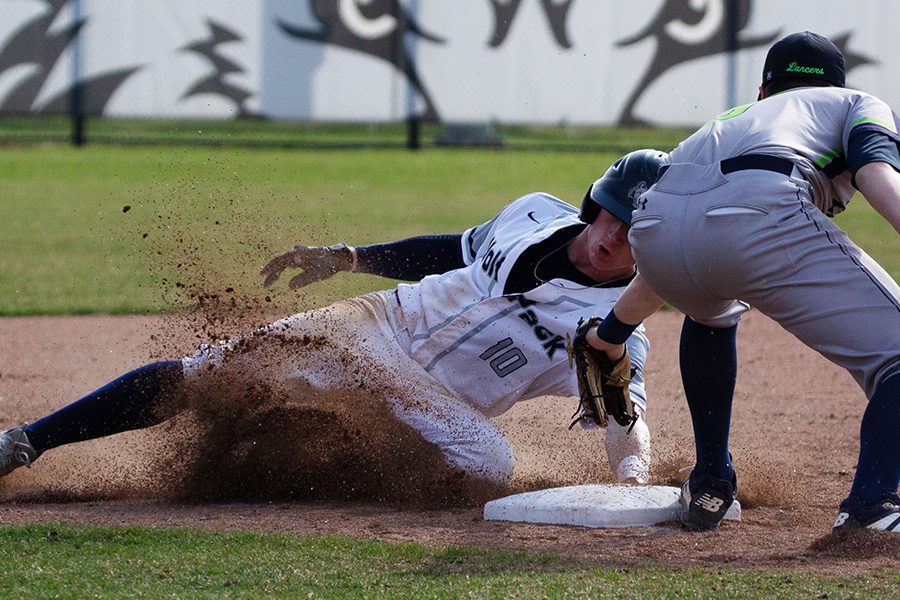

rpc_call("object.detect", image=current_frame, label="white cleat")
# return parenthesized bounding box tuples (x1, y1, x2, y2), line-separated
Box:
(0, 427, 37, 478)
(616, 455, 649, 485)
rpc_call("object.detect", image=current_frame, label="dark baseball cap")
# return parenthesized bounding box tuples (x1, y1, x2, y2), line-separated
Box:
(762, 31, 845, 88)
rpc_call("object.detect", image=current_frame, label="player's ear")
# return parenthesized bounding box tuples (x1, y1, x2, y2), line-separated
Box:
(757, 85, 766, 100)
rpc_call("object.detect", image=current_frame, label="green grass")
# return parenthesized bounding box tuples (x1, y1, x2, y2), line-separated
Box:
(0, 144, 624, 315)
(0, 115, 694, 153)
(2, 138, 899, 597)
(2, 142, 897, 316)
(0, 524, 896, 599)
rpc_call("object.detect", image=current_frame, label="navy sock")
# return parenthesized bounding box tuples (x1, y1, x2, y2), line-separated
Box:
(24, 361, 184, 454)
(850, 372, 900, 504)
(679, 316, 738, 485)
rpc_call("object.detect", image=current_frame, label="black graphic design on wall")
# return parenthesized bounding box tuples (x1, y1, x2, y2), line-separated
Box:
(0, 0, 139, 114)
(616, 0, 876, 126)
(487, 0, 574, 48)
(181, 20, 256, 117)
(822, 32, 878, 79)
(616, 0, 778, 126)
(278, 0, 445, 122)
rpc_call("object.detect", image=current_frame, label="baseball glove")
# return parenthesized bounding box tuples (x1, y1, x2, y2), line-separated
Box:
(566, 317, 638, 431)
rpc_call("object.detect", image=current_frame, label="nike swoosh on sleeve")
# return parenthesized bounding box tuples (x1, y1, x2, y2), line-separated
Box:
(527, 211, 540, 224)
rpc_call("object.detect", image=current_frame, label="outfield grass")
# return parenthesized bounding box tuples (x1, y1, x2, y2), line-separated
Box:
(0, 144, 624, 314)
(1, 143, 897, 316)
(0, 524, 896, 599)
(0, 115, 695, 153)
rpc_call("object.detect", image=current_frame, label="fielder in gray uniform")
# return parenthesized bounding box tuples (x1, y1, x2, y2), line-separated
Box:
(587, 32, 900, 533)
(0, 150, 668, 493)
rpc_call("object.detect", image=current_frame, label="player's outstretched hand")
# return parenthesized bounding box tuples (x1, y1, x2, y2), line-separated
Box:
(260, 243, 354, 289)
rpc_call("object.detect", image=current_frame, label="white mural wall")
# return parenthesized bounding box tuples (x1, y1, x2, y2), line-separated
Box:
(0, 0, 897, 127)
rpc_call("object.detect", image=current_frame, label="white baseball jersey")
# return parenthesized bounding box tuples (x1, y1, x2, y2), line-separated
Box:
(395, 193, 649, 417)
(669, 86, 900, 216)
(184, 193, 652, 483)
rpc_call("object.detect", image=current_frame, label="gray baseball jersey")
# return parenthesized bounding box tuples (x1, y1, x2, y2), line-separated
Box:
(630, 87, 900, 398)
(669, 86, 900, 216)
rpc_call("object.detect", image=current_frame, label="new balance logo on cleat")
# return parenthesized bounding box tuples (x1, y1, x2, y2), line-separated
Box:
(696, 493, 726, 513)
(833, 512, 851, 529)
(678, 473, 737, 531)
(833, 494, 900, 533)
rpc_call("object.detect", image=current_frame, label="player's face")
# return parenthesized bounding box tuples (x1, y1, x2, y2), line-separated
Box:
(583, 209, 635, 276)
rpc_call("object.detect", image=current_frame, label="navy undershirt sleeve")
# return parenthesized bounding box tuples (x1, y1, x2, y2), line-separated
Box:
(355, 234, 465, 281)
(847, 129, 900, 183)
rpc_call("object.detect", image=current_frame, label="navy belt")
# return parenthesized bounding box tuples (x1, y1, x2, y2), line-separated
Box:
(719, 154, 794, 176)
(657, 154, 794, 178)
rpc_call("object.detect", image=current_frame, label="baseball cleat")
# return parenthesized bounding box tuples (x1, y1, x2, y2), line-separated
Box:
(0, 426, 37, 478)
(616, 455, 649, 485)
(678, 472, 737, 530)
(833, 493, 900, 533)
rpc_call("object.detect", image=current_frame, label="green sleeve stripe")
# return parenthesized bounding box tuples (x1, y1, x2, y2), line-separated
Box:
(815, 147, 843, 168)
(850, 116, 897, 133)
(712, 102, 756, 122)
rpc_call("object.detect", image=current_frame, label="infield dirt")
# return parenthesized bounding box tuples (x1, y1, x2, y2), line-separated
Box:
(1, 310, 898, 575)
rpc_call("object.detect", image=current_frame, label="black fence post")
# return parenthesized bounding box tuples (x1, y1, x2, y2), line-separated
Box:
(725, 0, 740, 109)
(399, 0, 422, 150)
(406, 115, 420, 150)
(70, 84, 85, 147)
(70, 0, 85, 146)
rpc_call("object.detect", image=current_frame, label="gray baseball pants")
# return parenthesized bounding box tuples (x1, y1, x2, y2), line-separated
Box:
(629, 161, 900, 399)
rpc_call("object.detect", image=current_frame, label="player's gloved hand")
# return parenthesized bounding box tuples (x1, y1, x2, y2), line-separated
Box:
(566, 316, 638, 432)
(260, 243, 354, 289)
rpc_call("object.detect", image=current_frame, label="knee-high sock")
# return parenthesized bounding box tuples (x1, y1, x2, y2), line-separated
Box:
(24, 361, 184, 454)
(850, 372, 900, 504)
(679, 316, 738, 484)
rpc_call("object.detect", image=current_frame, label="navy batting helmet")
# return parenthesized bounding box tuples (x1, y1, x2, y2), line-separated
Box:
(579, 149, 669, 226)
